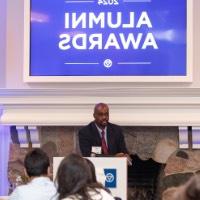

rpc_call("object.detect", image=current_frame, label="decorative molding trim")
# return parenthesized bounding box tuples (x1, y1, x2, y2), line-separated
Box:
(2, 88, 200, 97)
(192, 127, 200, 149)
(178, 127, 189, 149)
(28, 126, 40, 148)
(16, 126, 29, 148)
(1, 88, 200, 126)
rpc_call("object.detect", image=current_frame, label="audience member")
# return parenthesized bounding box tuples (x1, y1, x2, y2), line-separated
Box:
(56, 153, 114, 200)
(84, 158, 122, 200)
(84, 158, 97, 183)
(9, 149, 57, 200)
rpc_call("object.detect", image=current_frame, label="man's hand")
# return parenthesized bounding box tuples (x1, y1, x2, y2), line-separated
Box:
(115, 152, 126, 157)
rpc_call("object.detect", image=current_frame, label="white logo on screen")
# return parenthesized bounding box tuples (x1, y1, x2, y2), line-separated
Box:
(104, 59, 112, 68)
(105, 173, 114, 183)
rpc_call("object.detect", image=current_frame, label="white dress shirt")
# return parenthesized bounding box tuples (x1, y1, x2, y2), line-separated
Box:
(95, 124, 108, 146)
(9, 177, 57, 200)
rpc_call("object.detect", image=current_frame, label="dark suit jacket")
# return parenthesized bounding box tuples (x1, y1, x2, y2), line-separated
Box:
(78, 122, 128, 157)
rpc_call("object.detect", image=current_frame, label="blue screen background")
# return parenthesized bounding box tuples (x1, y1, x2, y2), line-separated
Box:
(30, 0, 187, 76)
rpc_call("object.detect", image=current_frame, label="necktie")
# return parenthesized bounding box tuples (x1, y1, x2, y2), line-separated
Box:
(101, 130, 108, 155)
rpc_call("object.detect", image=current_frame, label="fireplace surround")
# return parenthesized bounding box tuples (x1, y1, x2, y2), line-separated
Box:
(1, 88, 200, 199)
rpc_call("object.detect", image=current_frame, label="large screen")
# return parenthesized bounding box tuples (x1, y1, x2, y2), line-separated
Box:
(24, 0, 192, 82)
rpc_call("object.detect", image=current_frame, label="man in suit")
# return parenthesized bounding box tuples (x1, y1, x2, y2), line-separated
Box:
(78, 103, 129, 158)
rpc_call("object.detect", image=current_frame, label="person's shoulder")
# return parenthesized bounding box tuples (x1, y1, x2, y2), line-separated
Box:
(9, 179, 57, 200)
(108, 122, 122, 132)
(46, 180, 57, 192)
(13, 184, 30, 192)
(9, 184, 30, 200)
(96, 188, 115, 200)
(79, 122, 94, 133)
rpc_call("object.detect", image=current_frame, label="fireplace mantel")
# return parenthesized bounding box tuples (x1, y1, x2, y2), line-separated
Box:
(1, 88, 200, 126)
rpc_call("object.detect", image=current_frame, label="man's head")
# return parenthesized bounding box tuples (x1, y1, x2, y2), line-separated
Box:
(24, 148, 50, 178)
(93, 103, 109, 129)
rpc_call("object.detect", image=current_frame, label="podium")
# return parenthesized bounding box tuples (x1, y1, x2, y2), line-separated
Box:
(53, 157, 127, 200)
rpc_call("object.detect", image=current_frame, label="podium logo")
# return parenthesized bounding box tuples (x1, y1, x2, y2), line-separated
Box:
(104, 169, 117, 188)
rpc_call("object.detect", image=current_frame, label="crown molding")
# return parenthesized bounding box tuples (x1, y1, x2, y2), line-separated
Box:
(1, 88, 200, 126)
(1, 88, 200, 96)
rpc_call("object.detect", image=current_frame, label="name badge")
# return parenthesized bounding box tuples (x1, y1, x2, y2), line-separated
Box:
(91, 146, 102, 154)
